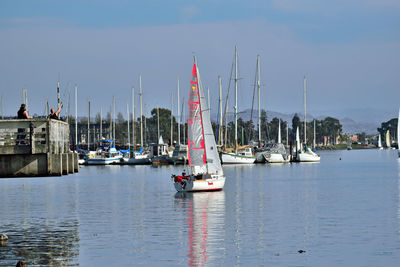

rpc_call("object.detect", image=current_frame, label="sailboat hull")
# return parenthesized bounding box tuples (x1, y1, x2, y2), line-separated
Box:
(220, 152, 255, 164)
(174, 175, 226, 192)
(297, 151, 320, 162)
(264, 153, 290, 163)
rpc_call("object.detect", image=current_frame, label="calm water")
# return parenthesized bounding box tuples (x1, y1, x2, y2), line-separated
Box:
(1, 149, 400, 266)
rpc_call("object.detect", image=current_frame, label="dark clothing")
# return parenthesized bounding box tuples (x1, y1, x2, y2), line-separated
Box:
(48, 113, 59, 120)
(17, 109, 27, 119)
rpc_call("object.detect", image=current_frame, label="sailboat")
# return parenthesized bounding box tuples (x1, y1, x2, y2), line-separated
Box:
(171, 58, 226, 192)
(397, 108, 400, 157)
(220, 46, 255, 164)
(378, 133, 383, 149)
(296, 76, 320, 162)
(346, 135, 352, 150)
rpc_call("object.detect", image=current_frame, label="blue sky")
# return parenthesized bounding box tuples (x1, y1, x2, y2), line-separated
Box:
(0, 0, 399, 120)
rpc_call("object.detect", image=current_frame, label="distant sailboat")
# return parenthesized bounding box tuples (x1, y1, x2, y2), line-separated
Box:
(296, 76, 320, 162)
(171, 58, 226, 192)
(220, 46, 255, 164)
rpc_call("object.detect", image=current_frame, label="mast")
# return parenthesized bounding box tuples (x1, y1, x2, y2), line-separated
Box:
(1, 94, 3, 119)
(218, 76, 223, 146)
(113, 96, 116, 141)
(88, 99, 90, 150)
(132, 87, 135, 150)
(207, 87, 210, 112)
(278, 119, 281, 143)
(257, 55, 261, 144)
(57, 78, 60, 108)
(313, 119, 316, 149)
(22, 88, 27, 107)
(182, 98, 185, 145)
(75, 85, 78, 149)
(286, 122, 289, 145)
(127, 103, 130, 151)
(157, 106, 160, 142)
(234, 45, 238, 153)
(303, 76, 307, 145)
(100, 106, 102, 139)
(140, 75, 143, 147)
(177, 78, 180, 145)
(170, 93, 173, 145)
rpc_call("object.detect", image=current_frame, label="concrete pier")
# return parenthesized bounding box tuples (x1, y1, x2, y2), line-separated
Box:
(0, 119, 78, 177)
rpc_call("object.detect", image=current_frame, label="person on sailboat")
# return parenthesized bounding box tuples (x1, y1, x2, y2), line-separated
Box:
(48, 104, 63, 120)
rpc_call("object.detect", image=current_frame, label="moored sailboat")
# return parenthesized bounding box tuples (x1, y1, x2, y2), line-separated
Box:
(171, 58, 226, 192)
(296, 76, 320, 162)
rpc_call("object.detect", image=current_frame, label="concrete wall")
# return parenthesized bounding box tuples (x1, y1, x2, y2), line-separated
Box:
(0, 154, 48, 177)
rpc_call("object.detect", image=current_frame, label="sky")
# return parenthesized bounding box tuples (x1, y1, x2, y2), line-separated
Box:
(0, 0, 399, 121)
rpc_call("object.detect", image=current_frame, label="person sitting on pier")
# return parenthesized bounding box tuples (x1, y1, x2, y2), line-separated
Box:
(17, 104, 32, 119)
(16, 104, 32, 145)
(48, 104, 63, 120)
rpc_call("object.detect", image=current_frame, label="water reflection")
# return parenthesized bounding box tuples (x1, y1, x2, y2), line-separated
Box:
(0, 220, 79, 266)
(175, 191, 225, 266)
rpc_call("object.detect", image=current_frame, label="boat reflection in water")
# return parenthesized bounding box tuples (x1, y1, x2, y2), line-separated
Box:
(175, 191, 225, 266)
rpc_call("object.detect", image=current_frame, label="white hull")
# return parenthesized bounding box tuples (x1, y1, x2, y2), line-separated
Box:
(221, 152, 255, 164)
(174, 175, 225, 192)
(86, 156, 121, 165)
(297, 151, 320, 162)
(127, 156, 151, 165)
(78, 159, 86, 165)
(264, 153, 290, 163)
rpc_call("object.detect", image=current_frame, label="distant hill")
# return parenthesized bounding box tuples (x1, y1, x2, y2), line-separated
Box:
(211, 108, 382, 135)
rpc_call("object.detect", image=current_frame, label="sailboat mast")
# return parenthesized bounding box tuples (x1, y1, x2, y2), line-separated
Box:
(74, 85, 78, 149)
(257, 55, 261, 144)
(304, 76, 307, 145)
(313, 119, 316, 149)
(140, 75, 143, 148)
(170, 93, 173, 145)
(278, 119, 281, 143)
(286, 122, 289, 145)
(55, 77, 59, 111)
(127, 103, 130, 150)
(157, 106, 160, 142)
(100, 106, 102, 139)
(113, 96, 116, 141)
(177, 78, 180, 146)
(1, 94, 3, 119)
(218, 76, 223, 146)
(234, 45, 238, 153)
(132, 87, 135, 150)
(88, 99, 90, 150)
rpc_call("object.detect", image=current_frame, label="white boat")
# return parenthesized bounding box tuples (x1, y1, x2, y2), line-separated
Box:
(86, 140, 122, 165)
(172, 58, 226, 192)
(221, 147, 256, 164)
(296, 77, 320, 162)
(220, 46, 255, 164)
(398, 108, 400, 157)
